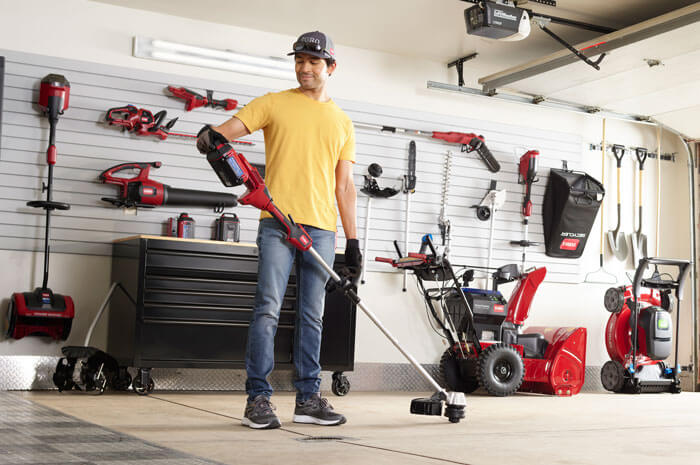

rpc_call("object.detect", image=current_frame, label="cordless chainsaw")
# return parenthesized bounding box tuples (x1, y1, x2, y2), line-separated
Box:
(167, 86, 238, 112)
(99, 161, 238, 212)
(104, 105, 252, 145)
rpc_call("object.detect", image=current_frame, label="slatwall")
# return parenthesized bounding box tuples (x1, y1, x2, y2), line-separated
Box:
(0, 50, 585, 283)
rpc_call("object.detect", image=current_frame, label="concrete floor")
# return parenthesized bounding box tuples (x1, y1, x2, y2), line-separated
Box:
(16, 390, 700, 465)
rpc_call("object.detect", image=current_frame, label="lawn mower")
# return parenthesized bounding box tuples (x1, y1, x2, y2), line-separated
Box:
(377, 235, 587, 397)
(203, 135, 466, 423)
(601, 257, 690, 393)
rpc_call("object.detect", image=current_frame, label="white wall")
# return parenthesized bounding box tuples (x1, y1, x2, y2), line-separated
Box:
(0, 0, 695, 369)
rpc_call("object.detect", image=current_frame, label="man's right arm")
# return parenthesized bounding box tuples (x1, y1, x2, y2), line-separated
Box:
(214, 117, 251, 141)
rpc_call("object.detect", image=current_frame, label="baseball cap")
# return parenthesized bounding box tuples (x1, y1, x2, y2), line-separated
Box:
(288, 31, 336, 61)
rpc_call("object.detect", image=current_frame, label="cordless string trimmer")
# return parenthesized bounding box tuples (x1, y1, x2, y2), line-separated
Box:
(202, 133, 467, 423)
(510, 150, 540, 270)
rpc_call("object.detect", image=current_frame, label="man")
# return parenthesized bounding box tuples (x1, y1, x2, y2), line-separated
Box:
(197, 31, 361, 429)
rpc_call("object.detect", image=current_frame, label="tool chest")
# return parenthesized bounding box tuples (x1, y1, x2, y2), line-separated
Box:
(107, 236, 355, 378)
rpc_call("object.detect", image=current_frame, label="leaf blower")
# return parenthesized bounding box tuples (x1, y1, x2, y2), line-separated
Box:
(202, 132, 467, 423)
(99, 161, 238, 212)
(6, 74, 75, 341)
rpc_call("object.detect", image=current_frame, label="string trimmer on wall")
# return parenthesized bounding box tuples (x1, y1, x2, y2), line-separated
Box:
(510, 150, 540, 271)
(204, 138, 467, 423)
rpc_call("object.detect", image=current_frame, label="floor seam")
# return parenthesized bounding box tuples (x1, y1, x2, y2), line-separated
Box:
(148, 395, 472, 464)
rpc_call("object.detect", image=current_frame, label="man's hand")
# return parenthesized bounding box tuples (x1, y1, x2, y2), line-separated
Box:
(196, 125, 229, 154)
(345, 239, 362, 278)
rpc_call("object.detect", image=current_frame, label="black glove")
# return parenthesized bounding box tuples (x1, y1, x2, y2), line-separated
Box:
(196, 125, 228, 155)
(344, 239, 363, 278)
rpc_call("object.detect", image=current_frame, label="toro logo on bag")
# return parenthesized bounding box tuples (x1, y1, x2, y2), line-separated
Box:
(560, 238, 580, 251)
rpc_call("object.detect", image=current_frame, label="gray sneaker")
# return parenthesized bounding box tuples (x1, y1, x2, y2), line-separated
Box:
(242, 395, 281, 429)
(293, 393, 346, 426)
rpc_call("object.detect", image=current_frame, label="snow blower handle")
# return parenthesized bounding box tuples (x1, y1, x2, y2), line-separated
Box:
(206, 143, 312, 251)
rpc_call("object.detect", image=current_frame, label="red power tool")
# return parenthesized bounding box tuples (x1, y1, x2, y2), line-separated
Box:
(104, 105, 252, 145)
(7, 74, 75, 341)
(167, 86, 238, 112)
(431, 131, 500, 173)
(510, 150, 540, 269)
(205, 141, 467, 423)
(99, 161, 238, 212)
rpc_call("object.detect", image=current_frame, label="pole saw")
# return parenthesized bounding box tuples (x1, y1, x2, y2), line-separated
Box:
(354, 122, 500, 173)
(204, 139, 467, 424)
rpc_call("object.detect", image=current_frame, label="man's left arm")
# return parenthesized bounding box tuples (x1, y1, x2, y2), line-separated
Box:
(335, 160, 357, 240)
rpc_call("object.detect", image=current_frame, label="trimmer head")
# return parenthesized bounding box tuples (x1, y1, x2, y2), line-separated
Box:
(411, 391, 467, 423)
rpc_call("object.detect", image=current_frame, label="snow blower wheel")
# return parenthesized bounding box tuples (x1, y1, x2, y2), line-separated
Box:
(477, 344, 524, 396)
(439, 348, 479, 393)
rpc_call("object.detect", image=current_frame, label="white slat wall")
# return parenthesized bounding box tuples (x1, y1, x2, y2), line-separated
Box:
(0, 50, 585, 283)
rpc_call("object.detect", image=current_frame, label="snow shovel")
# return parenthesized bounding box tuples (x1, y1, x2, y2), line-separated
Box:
(630, 147, 648, 265)
(607, 144, 628, 261)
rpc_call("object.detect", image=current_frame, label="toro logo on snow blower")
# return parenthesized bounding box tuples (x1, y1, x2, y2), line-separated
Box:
(560, 238, 580, 251)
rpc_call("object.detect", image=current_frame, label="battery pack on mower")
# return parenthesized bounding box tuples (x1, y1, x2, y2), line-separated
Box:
(7, 288, 74, 340)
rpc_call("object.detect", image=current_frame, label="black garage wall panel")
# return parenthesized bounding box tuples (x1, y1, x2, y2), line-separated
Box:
(0, 50, 584, 282)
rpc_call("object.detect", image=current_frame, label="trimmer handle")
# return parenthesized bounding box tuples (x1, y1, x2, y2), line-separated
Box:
(207, 143, 312, 251)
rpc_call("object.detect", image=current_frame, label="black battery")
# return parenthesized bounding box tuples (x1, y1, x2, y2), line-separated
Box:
(214, 213, 240, 242)
(446, 288, 508, 341)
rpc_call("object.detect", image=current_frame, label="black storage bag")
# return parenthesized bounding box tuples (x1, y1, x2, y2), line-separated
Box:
(542, 168, 605, 258)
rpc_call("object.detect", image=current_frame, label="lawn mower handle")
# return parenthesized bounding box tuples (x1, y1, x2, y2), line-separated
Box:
(632, 258, 691, 300)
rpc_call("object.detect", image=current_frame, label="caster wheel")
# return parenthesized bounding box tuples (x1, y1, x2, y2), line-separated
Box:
(331, 372, 350, 396)
(132, 370, 154, 395)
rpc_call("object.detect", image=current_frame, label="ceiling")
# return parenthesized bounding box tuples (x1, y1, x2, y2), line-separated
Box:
(93, 0, 700, 136)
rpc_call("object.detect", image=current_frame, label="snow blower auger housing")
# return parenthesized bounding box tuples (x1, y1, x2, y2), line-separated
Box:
(204, 135, 466, 423)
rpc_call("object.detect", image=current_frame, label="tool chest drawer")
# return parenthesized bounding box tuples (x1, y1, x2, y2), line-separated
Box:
(107, 236, 355, 374)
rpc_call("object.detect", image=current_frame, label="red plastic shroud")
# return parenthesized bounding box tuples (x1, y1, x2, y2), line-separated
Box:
(99, 162, 166, 207)
(604, 285, 662, 368)
(11, 292, 74, 341)
(506, 267, 546, 326)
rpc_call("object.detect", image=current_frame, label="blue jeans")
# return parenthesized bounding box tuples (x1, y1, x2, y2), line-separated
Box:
(245, 218, 336, 402)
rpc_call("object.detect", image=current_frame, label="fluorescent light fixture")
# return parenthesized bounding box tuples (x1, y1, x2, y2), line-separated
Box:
(133, 36, 297, 81)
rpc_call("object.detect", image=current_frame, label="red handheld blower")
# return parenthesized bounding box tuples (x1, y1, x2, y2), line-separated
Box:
(205, 140, 467, 423)
(6, 74, 75, 341)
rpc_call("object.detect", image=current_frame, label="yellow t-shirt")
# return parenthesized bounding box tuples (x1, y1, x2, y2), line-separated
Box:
(234, 88, 355, 231)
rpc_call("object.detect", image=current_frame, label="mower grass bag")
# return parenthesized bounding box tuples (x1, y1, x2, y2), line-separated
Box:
(542, 168, 604, 258)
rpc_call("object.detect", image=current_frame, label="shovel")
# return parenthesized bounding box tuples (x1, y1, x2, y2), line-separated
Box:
(607, 144, 628, 261)
(630, 147, 648, 266)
